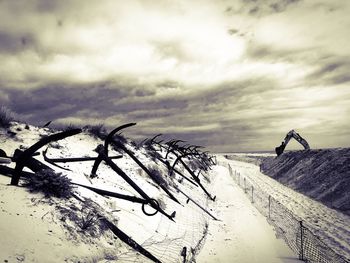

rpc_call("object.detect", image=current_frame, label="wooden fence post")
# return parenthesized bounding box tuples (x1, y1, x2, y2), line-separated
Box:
(268, 195, 271, 218)
(299, 221, 304, 261)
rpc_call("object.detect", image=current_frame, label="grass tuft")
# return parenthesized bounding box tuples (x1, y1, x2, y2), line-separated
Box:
(0, 106, 14, 128)
(84, 124, 107, 140)
(148, 165, 169, 189)
(23, 169, 74, 198)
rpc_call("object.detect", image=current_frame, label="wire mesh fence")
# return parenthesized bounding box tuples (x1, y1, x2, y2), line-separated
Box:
(116, 202, 209, 263)
(224, 162, 350, 263)
(112, 182, 211, 263)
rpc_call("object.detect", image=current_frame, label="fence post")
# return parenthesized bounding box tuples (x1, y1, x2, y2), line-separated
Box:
(244, 177, 247, 193)
(251, 186, 254, 203)
(268, 195, 271, 218)
(181, 246, 187, 263)
(299, 221, 304, 261)
(238, 173, 240, 186)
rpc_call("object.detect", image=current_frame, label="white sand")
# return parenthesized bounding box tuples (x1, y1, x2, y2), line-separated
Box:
(0, 176, 120, 263)
(197, 165, 301, 263)
(0, 123, 308, 262)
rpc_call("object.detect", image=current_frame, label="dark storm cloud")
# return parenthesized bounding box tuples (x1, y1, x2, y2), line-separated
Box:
(0, 31, 38, 53)
(121, 77, 280, 151)
(269, 0, 300, 12)
(1, 79, 189, 125)
(2, 0, 78, 16)
(133, 108, 282, 152)
(34, 0, 68, 13)
(246, 44, 289, 61)
(125, 77, 276, 121)
(245, 41, 316, 63)
(225, 0, 301, 16)
(305, 58, 350, 86)
(125, 76, 277, 125)
(1, 82, 155, 124)
(133, 119, 260, 152)
(0, 0, 349, 151)
(1, 75, 279, 151)
(246, 41, 350, 86)
(228, 28, 239, 35)
(140, 123, 260, 152)
(156, 81, 181, 90)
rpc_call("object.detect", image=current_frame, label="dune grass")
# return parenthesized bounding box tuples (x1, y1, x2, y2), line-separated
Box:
(0, 106, 14, 128)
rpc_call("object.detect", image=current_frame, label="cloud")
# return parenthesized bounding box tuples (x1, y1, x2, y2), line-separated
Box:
(0, 76, 282, 150)
(0, 31, 38, 53)
(1, 82, 135, 124)
(246, 41, 350, 87)
(305, 57, 350, 86)
(0, 0, 248, 86)
(225, 0, 301, 16)
(0, 0, 349, 151)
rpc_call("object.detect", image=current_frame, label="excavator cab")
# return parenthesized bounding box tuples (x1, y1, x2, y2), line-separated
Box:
(275, 130, 310, 156)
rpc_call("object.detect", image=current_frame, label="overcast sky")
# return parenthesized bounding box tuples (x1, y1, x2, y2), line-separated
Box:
(1, 0, 349, 152)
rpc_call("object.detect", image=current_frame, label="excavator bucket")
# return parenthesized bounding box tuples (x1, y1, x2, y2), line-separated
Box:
(275, 143, 285, 156)
(275, 130, 310, 156)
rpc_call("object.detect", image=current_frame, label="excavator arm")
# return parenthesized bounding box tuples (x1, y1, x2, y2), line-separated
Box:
(275, 130, 310, 156)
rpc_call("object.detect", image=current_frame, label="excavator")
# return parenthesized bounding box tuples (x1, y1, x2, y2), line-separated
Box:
(275, 130, 310, 156)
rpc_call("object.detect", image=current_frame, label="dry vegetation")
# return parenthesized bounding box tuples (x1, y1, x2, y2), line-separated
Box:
(0, 106, 14, 128)
(0, 121, 216, 263)
(23, 169, 74, 199)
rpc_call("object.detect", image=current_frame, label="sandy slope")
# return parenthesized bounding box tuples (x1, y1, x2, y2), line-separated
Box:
(3, 122, 333, 263)
(196, 165, 300, 263)
(220, 155, 350, 262)
(259, 148, 350, 215)
(0, 176, 122, 263)
(0, 122, 212, 262)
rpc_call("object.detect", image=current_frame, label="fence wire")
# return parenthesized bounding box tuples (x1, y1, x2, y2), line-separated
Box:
(114, 179, 211, 263)
(224, 162, 350, 263)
